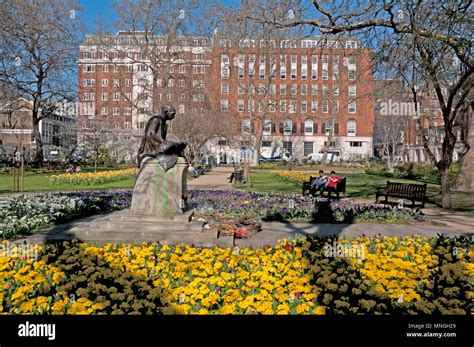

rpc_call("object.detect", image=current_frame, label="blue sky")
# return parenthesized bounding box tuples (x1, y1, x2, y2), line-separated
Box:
(78, 0, 117, 31)
(77, 0, 239, 34)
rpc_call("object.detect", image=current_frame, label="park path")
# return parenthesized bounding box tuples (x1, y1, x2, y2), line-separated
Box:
(187, 166, 235, 191)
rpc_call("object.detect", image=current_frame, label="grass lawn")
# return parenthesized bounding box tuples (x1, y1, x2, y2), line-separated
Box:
(236, 171, 474, 213)
(0, 171, 136, 193)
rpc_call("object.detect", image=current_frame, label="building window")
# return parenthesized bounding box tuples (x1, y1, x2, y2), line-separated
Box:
(289, 100, 297, 113)
(304, 119, 314, 135)
(269, 84, 276, 95)
(301, 84, 307, 95)
(125, 79, 131, 87)
(311, 84, 318, 96)
(280, 100, 286, 112)
(259, 55, 265, 79)
(113, 107, 119, 115)
(333, 101, 339, 113)
(237, 85, 244, 95)
(248, 54, 255, 78)
(83, 79, 95, 87)
(238, 99, 244, 112)
(348, 56, 357, 80)
(263, 119, 272, 135)
(101, 93, 108, 101)
(101, 107, 108, 115)
(193, 65, 206, 74)
(301, 101, 308, 113)
(195, 53, 204, 60)
(220, 100, 229, 111)
(290, 54, 297, 79)
(322, 100, 329, 113)
(280, 55, 286, 79)
(221, 83, 229, 94)
(350, 141, 362, 147)
(283, 141, 293, 156)
(311, 101, 318, 113)
(113, 92, 120, 101)
(333, 55, 339, 80)
(113, 79, 120, 87)
(290, 84, 297, 95)
(280, 84, 287, 95)
(125, 108, 131, 115)
(125, 93, 131, 101)
(283, 120, 293, 135)
(322, 85, 328, 96)
(192, 80, 205, 88)
(242, 118, 251, 133)
(348, 85, 356, 96)
(262, 141, 272, 147)
(83, 65, 94, 72)
(322, 55, 328, 80)
(179, 92, 185, 101)
(346, 41, 358, 49)
(237, 54, 245, 79)
(102, 65, 108, 72)
(83, 93, 94, 101)
(333, 85, 339, 96)
(347, 120, 356, 136)
(269, 101, 276, 112)
(348, 101, 356, 113)
(192, 93, 206, 102)
(301, 55, 307, 80)
(304, 142, 313, 156)
(247, 99, 255, 112)
(221, 54, 230, 79)
(126, 65, 133, 72)
(311, 55, 318, 80)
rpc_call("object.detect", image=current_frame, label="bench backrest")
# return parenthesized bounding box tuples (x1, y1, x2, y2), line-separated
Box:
(336, 177, 346, 192)
(386, 181, 427, 197)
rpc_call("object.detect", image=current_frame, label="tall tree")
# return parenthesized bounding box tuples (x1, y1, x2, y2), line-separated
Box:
(0, 0, 83, 165)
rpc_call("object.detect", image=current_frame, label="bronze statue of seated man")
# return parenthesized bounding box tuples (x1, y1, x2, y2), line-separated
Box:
(137, 105, 187, 171)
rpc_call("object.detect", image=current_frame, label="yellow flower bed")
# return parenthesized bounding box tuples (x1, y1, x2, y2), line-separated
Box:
(86, 240, 324, 315)
(349, 236, 438, 302)
(50, 168, 137, 185)
(0, 240, 325, 315)
(272, 170, 315, 183)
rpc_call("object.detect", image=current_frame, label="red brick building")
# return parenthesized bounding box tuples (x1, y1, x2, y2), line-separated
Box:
(78, 33, 374, 163)
(209, 37, 374, 163)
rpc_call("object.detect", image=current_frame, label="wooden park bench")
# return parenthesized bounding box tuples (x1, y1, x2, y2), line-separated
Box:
(302, 176, 347, 199)
(375, 181, 427, 208)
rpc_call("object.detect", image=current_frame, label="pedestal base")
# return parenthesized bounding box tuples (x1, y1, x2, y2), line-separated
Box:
(131, 156, 188, 217)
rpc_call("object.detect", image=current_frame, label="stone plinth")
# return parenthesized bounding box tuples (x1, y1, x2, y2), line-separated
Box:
(131, 156, 188, 218)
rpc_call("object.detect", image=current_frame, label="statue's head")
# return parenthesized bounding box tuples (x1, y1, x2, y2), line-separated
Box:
(162, 105, 176, 120)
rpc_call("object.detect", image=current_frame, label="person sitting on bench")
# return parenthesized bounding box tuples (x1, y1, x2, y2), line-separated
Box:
(228, 166, 243, 183)
(326, 170, 341, 192)
(310, 170, 328, 196)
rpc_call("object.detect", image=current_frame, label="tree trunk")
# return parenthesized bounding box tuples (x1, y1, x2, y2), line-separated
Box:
(440, 167, 452, 209)
(32, 117, 43, 165)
